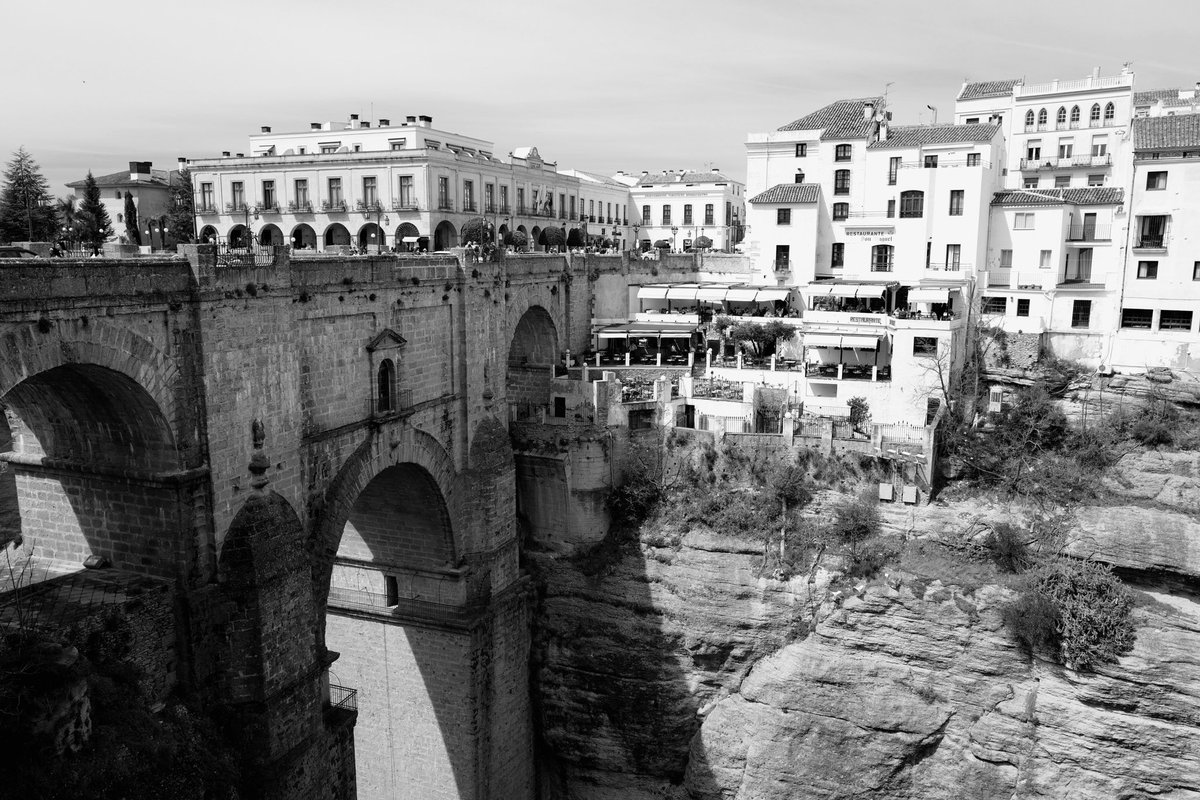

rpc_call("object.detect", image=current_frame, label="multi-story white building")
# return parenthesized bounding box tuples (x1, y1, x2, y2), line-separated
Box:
(190, 115, 631, 253)
(555, 168, 632, 246)
(618, 170, 745, 253)
(65, 161, 182, 247)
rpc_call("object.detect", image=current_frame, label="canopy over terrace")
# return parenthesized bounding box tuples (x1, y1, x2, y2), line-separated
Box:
(637, 284, 797, 322)
(595, 321, 701, 364)
(803, 323, 892, 377)
(805, 281, 898, 313)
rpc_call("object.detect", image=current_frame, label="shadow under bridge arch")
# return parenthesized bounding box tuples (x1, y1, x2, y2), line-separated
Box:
(506, 305, 559, 418)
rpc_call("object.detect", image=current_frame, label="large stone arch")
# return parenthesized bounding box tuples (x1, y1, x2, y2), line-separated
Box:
(506, 303, 561, 367)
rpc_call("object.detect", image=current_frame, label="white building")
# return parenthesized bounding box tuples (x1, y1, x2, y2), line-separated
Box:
(189, 115, 629, 253)
(66, 161, 182, 247)
(619, 169, 745, 253)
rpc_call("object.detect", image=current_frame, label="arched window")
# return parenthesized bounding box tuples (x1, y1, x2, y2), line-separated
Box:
(1037, 108, 1048, 127)
(377, 358, 395, 412)
(871, 245, 893, 272)
(1056, 107, 1067, 126)
(1104, 102, 1115, 122)
(1090, 103, 1101, 124)
(1025, 110, 1035, 127)
(899, 190, 924, 218)
(1070, 105, 1081, 124)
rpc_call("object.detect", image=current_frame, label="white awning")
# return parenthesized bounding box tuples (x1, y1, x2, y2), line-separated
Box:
(909, 288, 950, 304)
(598, 322, 697, 339)
(809, 283, 888, 299)
(665, 284, 700, 300)
(725, 288, 761, 302)
(805, 334, 846, 348)
(756, 288, 792, 302)
(636, 285, 670, 299)
(401, 236, 421, 243)
(696, 286, 732, 302)
(842, 335, 879, 350)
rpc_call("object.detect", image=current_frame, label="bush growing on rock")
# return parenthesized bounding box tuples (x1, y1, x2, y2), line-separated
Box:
(1002, 558, 1135, 670)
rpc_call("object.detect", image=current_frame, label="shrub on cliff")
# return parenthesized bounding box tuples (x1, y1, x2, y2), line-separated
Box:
(1002, 557, 1135, 670)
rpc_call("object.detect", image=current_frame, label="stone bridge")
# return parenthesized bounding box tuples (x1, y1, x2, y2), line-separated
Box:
(0, 245, 592, 799)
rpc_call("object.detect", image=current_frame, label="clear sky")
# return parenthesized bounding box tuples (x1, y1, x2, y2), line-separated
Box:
(2, 0, 1196, 194)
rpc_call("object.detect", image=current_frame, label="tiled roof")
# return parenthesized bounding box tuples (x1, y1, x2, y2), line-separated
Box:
(1134, 113, 1200, 150)
(777, 97, 884, 140)
(635, 170, 736, 185)
(990, 187, 1124, 207)
(868, 123, 1000, 149)
(1134, 88, 1185, 105)
(66, 168, 174, 189)
(748, 183, 822, 204)
(957, 79, 1021, 101)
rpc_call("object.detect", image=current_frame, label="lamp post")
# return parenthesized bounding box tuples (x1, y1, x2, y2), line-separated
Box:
(632, 222, 640, 253)
(360, 203, 387, 253)
(671, 224, 679, 252)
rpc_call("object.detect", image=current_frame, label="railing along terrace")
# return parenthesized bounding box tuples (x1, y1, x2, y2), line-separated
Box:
(897, 158, 991, 169)
(1018, 154, 1112, 170)
(391, 200, 418, 211)
(691, 377, 744, 401)
(925, 262, 969, 271)
(328, 684, 358, 713)
(1066, 224, 1111, 241)
(322, 200, 347, 211)
(215, 242, 276, 267)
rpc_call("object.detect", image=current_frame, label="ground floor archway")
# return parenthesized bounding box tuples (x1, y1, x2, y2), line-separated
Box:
(228, 224, 249, 247)
(199, 225, 218, 243)
(258, 223, 282, 247)
(395, 222, 420, 251)
(357, 222, 384, 253)
(324, 223, 351, 249)
(433, 220, 457, 251)
(291, 223, 316, 250)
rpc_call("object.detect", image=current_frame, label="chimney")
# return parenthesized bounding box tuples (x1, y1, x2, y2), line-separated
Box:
(379, 118, 390, 126)
(361, 121, 370, 128)
(177, 157, 187, 167)
(129, 161, 152, 181)
(310, 122, 321, 130)
(406, 115, 417, 125)
(222, 151, 231, 157)
(1092, 66, 1101, 79)
(350, 113, 359, 120)
(418, 114, 432, 127)
(863, 101, 875, 120)
(711, 167, 719, 173)
(261, 125, 271, 133)
(236, 153, 244, 158)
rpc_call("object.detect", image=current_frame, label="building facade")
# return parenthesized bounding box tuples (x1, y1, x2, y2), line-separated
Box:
(65, 161, 180, 247)
(620, 170, 745, 253)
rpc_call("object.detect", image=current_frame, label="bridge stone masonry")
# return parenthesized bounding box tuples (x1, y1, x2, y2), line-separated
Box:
(0, 244, 596, 799)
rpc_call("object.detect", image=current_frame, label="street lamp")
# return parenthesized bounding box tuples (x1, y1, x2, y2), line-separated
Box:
(632, 222, 640, 253)
(671, 224, 679, 252)
(361, 202, 388, 253)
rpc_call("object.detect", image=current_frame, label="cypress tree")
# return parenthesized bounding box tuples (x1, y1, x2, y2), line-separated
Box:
(124, 191, 141, 245)
(78, 171, 114, 252)
(166, 167, 195, 248)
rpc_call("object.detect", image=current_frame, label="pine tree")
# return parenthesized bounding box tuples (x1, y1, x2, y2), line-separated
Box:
(78, 171, 114, 252)
(124, 191, 141, 245)
(0, 147, 58, 243)
(166, 167, 194, 248)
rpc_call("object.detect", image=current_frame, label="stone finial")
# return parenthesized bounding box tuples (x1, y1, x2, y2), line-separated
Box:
(248, 451, 270, 492)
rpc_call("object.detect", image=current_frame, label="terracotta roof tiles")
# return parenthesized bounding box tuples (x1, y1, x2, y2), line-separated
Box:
(990, 187, 1124, 207)
(868, 123, 1000, 149)
(777, 97, 884, 140)
(748, 183, 822, 204)
(1133, 113, 1200, 151)
(957, 80, 1021, 101)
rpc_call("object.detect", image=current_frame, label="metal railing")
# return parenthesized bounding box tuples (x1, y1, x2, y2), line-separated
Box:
(357, 200, 383, 212)
(260, 203, 279, 213)
(462, 202, 477, 213)
(1066, 224, 1111, 241)
(897, 158, 989, 169)
(926, 262, 969, 271)
(1133, 236, 1167, 249)
(328, 684, 357, 712)
(225, 202, 248, 213)
(322, 199, 347, 211)
(391, 199, 418, 211)
(369, 388, 414, 418)
(437, 199, 454, 211)
(1019, 154, 1112, 170)
(287, 201, 314, 213)
(215, 241, 276, 267)
(196, 205, 219, 215)
(774, 258, 791, 271)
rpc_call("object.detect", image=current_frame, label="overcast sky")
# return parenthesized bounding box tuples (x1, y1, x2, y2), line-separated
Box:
(2, 0, 1196, 194)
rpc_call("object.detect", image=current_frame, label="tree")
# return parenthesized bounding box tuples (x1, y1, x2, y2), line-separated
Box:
(55, 196, 85, 246)
(460, 216, 493, 245)
(0, 147, 58, 243)
(538, 226, 565, 251)
(847, 396, 871, 433)
(566, 227, 584, 248)
(123, 191, 141, 245)
(727, 320, 792, 357)
(693, 235, 713, 249)
(165, 167, 194, 248)
(505, 229, 528, 249)
(77, 171, 113, 252)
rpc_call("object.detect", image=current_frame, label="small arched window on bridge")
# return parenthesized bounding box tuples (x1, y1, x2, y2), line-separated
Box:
(378, 359, 395, 413)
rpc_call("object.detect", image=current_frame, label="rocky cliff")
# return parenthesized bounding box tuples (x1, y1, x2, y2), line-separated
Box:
(529, 448, 1200, 799)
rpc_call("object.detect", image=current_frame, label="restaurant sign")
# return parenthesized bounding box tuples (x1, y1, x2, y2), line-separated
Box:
(844, 227, 894, 243)
(849, 315, 884, 324)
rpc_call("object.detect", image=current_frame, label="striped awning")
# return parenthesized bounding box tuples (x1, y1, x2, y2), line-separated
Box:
(809, 283, 888, 299)
(725, 288, 761, 302)
(805, 334, 880, 349)
(636, 285, 670, 299)
(597, 322, 698, 339)
(665, 284, 701, 300)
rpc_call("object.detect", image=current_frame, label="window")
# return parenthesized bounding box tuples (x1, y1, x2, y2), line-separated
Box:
(835, 144, 851, 161)
(832, 202, 849, 220)
(1023, 177, 1040, 189)
(1058, 140, 1073, 159)
(725, 202, 732, 224)
(794, 171, 805, 183)
(320, 144, 339, 154)
(1160, 310, 1193, 331)
(500, 185, 509, 211)
(1146, 171, 1167, 190)
(1068, 248, 1093, 282)
(642, 204, 651, 224)
(1024, 109, 1035, 127)
(259, 180, 274, 209)
(967, 153, 981, 166)
(1090, 103, 1101, 125)
(888, 156, 900, 185)
(1013, 212, 1034, 230)
(1056, 106, 1067, 126)
(114, 190, 121, 199)
(397, 176, 414, 207)
(1017, 298, 1030, 317)
(1137, 215, 1167, 247)
(117, 213, 123, 223)
(1055, 175, 1071, 188)
(871, 244, 893, 272)
(1071, 300, 1092, 328)
(1026, 141, 1041, 161)
(1104, 102, 1115, 123)
(385, 575, 398, 607)
(1087, 174, 1105, 186)
(776, 208, 791, 224)
(200, 182, 213, 210)
(923, 154, 938, 169)
(662, 205, 671, 224)
(438, 176, 449, 209)
(353, 145, 361, 153)
(629, 409, 654, 430)
(328, 177, 342, 205)
(982, 296, 1007, 314)
(831, 242, 844, 268)
(913, 337, 938, 356)
(899, 190, 924, 218)
(1091, 136, 1108, 157)
(999, 249, 1012, 268)
(684, 204, 693, 224)
(834, 169, 850, 194)
(948, 189, 964, 216)
(1040, 249, 1052, 268)
(945, 244, 961, 268)
(1070, 105, 1081, 125)
(298, 147, 306, 155)
(293, 179, 308, 207)
(486, 184, 496, 212)
(461, 179, 474, 211)
(886, 199, 895, 218)
(1137, 260, 1158, 279)
(390, 140, 406, 151)
(774, 244, 790, 270)
(1037, 108, 1048, 127)
(795, 143, 807, 157)
(363, 176, 378, 206)
(966, 117, 979, 124)
(1194, 261, 1200, 281)
(704, 204, 714, 225)
(1121, 308, 1152, 329)
(231, 181, 245, 208)
(377, 359, 395, 412)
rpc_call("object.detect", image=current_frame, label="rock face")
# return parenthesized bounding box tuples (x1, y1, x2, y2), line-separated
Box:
(531, 448, 1200, 799)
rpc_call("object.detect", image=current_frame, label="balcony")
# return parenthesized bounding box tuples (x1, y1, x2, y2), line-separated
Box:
(1019, 154, 1112, 170)
(322, 199, 347, 212)
(437, 199, 454, 211)
(357, 200, 383, 213)
(897, 157, 990, 169)
(462, 202, 477, 213)
(774, 258, 791, 272)
(225, 202, 248, 213)
(260, 202, 279, 213)
(1133, 235, 1167, 251)
(328, 684, 358, 713)
(804, 363, 892, 382)
(196, 204, 218, 215)
(391, 199, 419, 211)
(987, 270, 1050, 290)
(590, 215, 598, 223)
(925, 262, 970, 272)
(499, 204, 511, 214)
(287, 201, 314, 213)
(1066, 224, 1111, 241)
